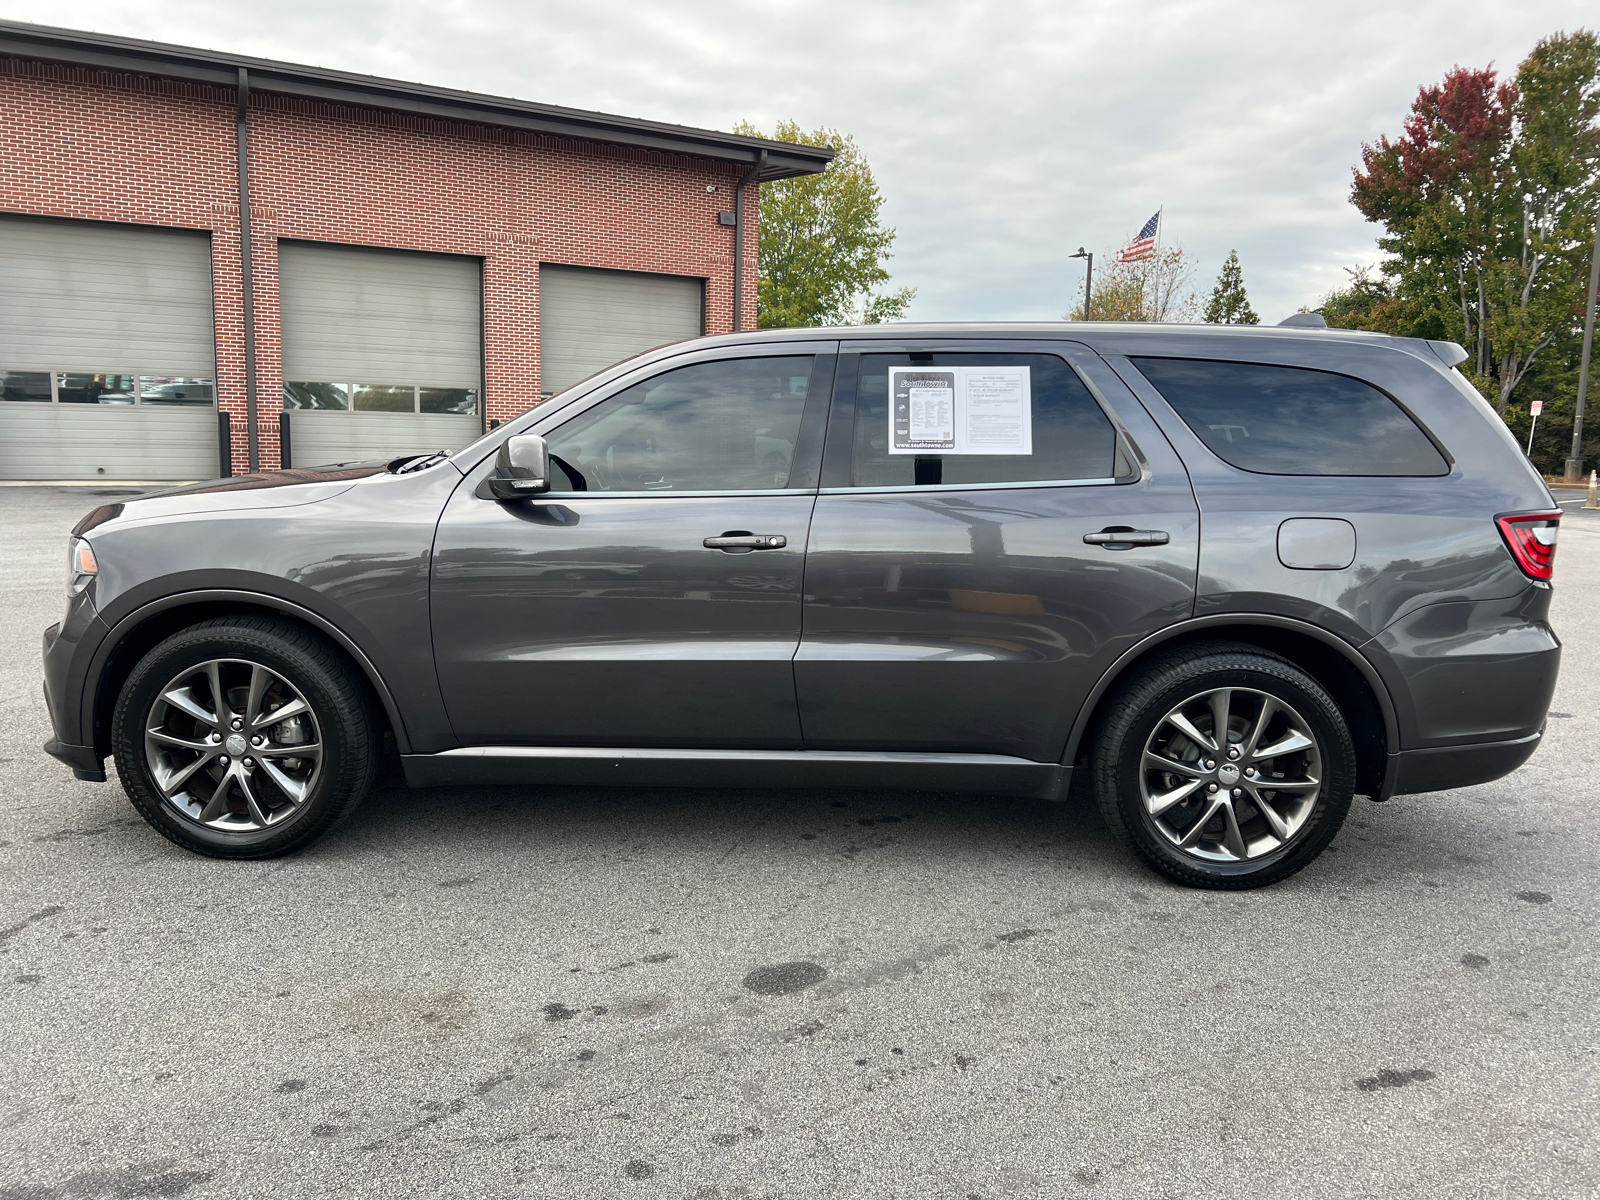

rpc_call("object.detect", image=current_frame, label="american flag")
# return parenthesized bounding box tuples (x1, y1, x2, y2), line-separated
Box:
(1118, 210, 1160, 262)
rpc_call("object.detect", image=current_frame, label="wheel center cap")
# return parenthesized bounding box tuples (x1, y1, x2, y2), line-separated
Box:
(1217, 763, 1241, 785)
(225, 734, 248, 757)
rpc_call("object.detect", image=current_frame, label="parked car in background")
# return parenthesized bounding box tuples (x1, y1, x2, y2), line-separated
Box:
(41, 321, 1562, 887)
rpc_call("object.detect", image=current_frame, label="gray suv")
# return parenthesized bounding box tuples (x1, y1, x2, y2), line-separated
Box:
(41, 323, 1563, 888)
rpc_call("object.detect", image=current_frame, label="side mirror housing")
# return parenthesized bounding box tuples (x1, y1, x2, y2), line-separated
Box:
(484, 434, 551, 499)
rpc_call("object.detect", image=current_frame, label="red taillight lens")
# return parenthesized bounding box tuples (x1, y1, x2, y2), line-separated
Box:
(1496, 511, 1561, 581)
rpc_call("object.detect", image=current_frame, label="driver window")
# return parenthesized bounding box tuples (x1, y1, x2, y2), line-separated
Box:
(543, 355, 815, 492)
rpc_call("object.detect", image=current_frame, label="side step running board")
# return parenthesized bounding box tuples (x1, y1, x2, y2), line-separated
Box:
(399, 745, 1069, 800)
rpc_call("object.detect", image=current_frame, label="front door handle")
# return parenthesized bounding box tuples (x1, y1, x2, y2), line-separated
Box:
(1084, 528, 1170, 549)
(704, 531, 787, 553)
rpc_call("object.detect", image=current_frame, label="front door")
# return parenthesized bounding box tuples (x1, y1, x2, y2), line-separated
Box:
(432, 348, 834, 748)
(795, 344, 1199, 762)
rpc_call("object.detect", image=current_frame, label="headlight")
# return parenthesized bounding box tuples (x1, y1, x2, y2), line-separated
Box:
(68, 537, 98, 594)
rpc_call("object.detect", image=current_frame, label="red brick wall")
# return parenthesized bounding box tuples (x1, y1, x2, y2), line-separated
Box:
(0, 58, 758, 471)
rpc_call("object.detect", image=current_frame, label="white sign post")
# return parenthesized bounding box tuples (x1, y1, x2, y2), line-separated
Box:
(1527, 399, 1543, 456)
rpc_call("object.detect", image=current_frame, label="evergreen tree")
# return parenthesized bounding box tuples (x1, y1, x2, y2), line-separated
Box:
(1203, 250, 1260, 324)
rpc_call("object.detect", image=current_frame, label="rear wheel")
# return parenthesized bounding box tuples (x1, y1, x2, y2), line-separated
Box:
(1092, 643, 1356, 889)
(112, 617, 378, 858)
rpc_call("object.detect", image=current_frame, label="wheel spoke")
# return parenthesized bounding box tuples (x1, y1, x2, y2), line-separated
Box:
(1256, 776, 1320, 793)
(205, 661, 232, 725)
(1143, 751, 1207, 779)
(196, 768, 231, 823)
(245, 664, 273, 729)
(1244, 785, 1291, 840)
(1241, 696, 1279, 759)
(1148, 777, 1206, 817)
(1218, 799, 1248, 859)
(257, 757, 310, 805)
(146, 728, 214, 753)
(235, 767, 271, 827)
(260, 697, 310, 728)
(159, 686, 218, 729)
(1178, 794, 1226, 848)
(156, 749, 218, 797)
(1252, 730, 1314, 761)
(1207, 689, 1233, 752)
(256, 740, 321, 760)
(1166, 710, 1216, 754)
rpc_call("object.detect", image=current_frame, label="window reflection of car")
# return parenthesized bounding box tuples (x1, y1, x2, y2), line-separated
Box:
(96, 389, 137, 405)
(140, 383, 213, 405)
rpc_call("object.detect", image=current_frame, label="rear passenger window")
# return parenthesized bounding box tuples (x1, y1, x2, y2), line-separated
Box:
(1131, 357, 1448, 476)
(851, 354, 1118, 486)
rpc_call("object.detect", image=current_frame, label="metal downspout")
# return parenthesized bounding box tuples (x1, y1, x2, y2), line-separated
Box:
(731, 149, 766, 333)
(236, 67, 259, 472)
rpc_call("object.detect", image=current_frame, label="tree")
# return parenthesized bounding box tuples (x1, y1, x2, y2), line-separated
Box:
(1315, 266, 1423, 334)
(1067, 246, 1199, 322)
(733, 121, 915, 328)
(1350, 32, 1600, 413)
(1202, 250, 1260, 324)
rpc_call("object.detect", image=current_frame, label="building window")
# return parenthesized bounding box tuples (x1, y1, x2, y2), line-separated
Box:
(284, 382, 479, 416)
(0, 371, 214, 405)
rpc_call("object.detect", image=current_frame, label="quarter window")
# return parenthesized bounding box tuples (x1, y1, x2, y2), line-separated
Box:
(1130, 357, 1448, 476)
(543, 356, 815, 492)
(851, 354, 1118, 486)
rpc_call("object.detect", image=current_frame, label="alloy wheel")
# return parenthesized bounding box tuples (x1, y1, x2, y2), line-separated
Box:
(1139, 686, 1323, 863)
(143, 657, 323, 831)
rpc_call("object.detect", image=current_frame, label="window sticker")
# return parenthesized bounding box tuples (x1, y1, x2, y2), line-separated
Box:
(889, 366, 1031, 455)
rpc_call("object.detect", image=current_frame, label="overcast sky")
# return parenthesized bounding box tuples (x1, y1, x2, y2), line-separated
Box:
(4, 0, 1593, 322)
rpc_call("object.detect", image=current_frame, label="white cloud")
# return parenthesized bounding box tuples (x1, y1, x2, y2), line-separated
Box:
(5, 0, 1591, 322)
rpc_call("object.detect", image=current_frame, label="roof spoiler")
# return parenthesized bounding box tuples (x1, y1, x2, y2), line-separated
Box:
(1427, 340, 1470, 368)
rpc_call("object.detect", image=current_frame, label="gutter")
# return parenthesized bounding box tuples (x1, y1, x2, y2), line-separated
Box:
(0, 18, 833, 180)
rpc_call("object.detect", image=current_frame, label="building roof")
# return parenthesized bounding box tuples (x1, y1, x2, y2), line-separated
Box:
(0, 18, 833, 180)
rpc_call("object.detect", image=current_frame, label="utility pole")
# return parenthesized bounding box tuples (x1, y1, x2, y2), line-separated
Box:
(1567, 193, 1600, 483)
(1070, 247, 1093, 319)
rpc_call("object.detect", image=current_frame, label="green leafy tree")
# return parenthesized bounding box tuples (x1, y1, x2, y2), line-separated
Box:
(1067, 246, 1199, 321)
(1202, 250, 1260, 324)
(733, 121, 914, 327)
(1350, 31, 1600, 413)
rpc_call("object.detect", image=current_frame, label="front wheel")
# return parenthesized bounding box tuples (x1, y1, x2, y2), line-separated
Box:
(1092, 643, 1356, 889)
(111, 616, 378, 858)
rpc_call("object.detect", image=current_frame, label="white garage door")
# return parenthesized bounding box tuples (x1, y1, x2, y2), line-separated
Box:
(539, 265, 704, 398)
(0, 216, 219, 481)
(279, 241, 483, 466)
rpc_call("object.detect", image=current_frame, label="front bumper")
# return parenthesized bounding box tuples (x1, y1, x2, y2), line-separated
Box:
(44, 735, 107, 782)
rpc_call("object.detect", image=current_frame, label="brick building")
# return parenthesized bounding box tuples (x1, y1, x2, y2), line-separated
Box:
(0, 19, 830, 479)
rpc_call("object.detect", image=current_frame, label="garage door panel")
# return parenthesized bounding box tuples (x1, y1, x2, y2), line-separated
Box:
(0, 405, 217, 480)
(0, 218, 214, 374)
(540, 265, 703, 396)
(285, 411, 481, 467)
(280, 243, 482, 387)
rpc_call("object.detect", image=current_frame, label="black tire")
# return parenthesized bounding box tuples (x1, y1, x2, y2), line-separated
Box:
(111, 616, 378, 858)
(1091, 642, 1356, 889)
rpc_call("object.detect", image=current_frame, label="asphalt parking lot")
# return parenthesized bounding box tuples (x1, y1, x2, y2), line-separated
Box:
(1, 484, 1597, 1200)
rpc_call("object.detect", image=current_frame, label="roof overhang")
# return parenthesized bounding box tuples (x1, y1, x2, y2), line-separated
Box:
(0, 18, 833, 181)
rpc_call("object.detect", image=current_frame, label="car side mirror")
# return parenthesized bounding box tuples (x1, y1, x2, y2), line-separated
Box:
(485, 434, 551, 500)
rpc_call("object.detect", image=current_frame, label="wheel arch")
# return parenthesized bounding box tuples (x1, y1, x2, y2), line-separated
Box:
(88, 590, 411, 759)
(1064, 616, 1397, 798)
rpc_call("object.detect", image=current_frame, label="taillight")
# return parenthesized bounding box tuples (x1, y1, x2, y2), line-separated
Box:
(1496, 511, 1561, 581)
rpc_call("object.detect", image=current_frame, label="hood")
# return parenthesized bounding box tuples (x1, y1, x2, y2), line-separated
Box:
(70, 462, 395, 536)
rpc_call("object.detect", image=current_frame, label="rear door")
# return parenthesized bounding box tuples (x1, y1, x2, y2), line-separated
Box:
(432, 344, 834, 748)
(795, 340, 1199, 761)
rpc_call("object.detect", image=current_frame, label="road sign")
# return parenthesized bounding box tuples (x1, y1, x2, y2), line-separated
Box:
(1531, 401, 1544, 416)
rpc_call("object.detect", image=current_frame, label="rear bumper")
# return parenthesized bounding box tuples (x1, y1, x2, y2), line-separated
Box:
(1380, 727, 1544, 799)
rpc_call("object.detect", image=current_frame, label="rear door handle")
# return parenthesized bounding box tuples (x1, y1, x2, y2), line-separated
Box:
(704, 532, 787, 552)
(1084, 528, 1170, 548)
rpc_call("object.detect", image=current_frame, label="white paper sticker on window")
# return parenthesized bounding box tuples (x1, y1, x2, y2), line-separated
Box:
(889, 366, 1031, 455)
